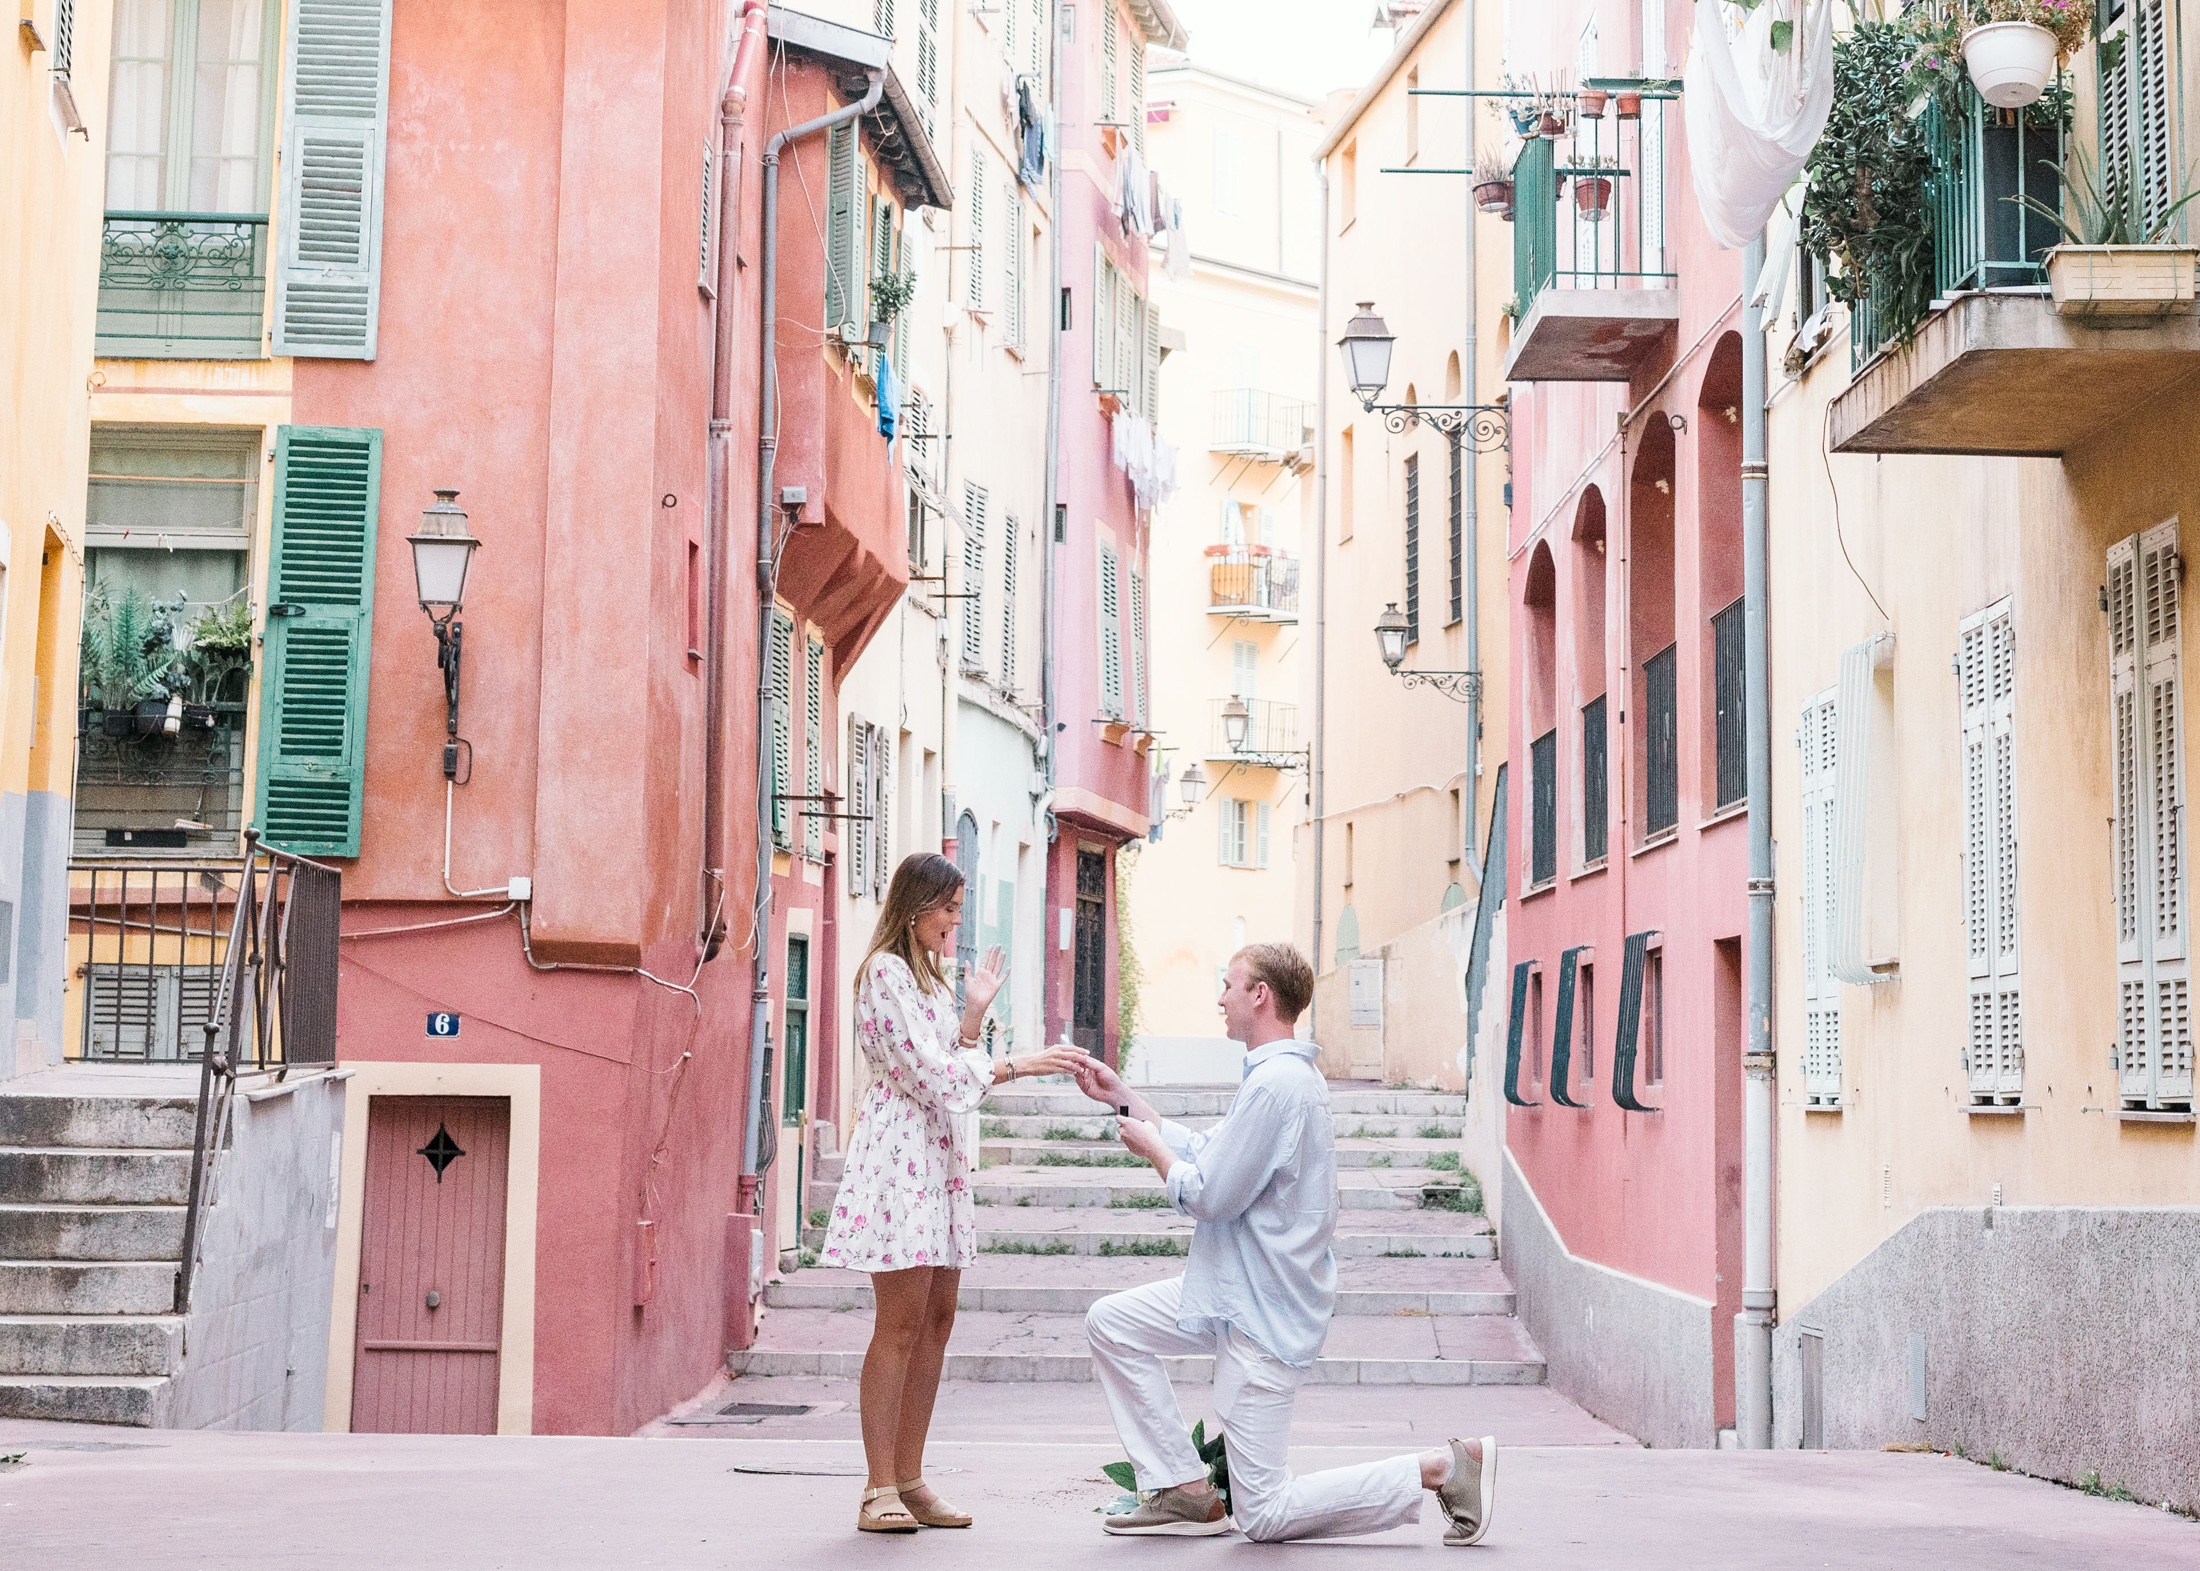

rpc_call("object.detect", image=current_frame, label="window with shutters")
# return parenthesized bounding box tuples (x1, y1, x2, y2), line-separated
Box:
(869, 719, 893, 898)
(99, 0, 283, 357)
(77, 426, 261, 855)
(1218, 799, 1266, 868)
(252, 425, 380, 857)
(966, 151, 987, 310)
(804, 634, 825, 859)
(916, 0, 939, 142)
(2110, 526, 2194, 1111)
(1581, 695, 1608, 865)
(875, 0, 894, 37)
(1404, 453, 1421, 645)
(1530, 728, 1557, 887)
(827, 125, 868, 330)
(1127, 568, 1148, 725)
(1799, 689, 1842, 1106)
(1232, 639, 1257, 700)
(1644, 644, 1679, 836)
(269, 0, 394, 360)
(1001, 514, 1020, 690)
(2098, 0, 2178, 236)
(1099, 542, 1124, 718)
(1142, 301, 1161, 423)
(1958, 599, 2021, 1104)
(770, 610, 794, 850)
(848, 715, 872, 896)
(698, 142, 717, 295)
(962, 483, 988, 673)
(1027, 0, 1045, 80)
(1713, 596, 1747, 809)
(1102, 4, 1119, 124)
(1447, 433, 1464, 625)
(1003, 191, 1024, 347)
(1130, 37, 1146, 156)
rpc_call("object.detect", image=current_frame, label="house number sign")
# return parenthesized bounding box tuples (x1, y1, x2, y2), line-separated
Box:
(426, 1013, 461, 1038)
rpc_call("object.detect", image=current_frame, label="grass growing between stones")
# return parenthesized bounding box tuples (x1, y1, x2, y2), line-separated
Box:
(1042, 1123, 1096, 1140)
(1420, 1172, 1486, 1213)
(1037, 1151, 1147, 1167)
(1109, 1193, 1171, 1209)
(1417, 1123, 1450, 1139)
(1425, 1150, 1461, 1172)
(980, 1118, 1015, 1139)
(1099, 1238, 1186, 1257)
(982, 1239, 1076, 1255)
(1367, 1154, 1393, 1168)
(1379, 1248, 1425, 1258)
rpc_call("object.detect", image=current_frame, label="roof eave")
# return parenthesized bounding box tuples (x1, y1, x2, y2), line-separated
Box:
(1313, 0, 1458, 160)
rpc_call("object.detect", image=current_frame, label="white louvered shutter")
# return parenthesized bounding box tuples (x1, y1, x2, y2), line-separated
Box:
(274, 0, 393, 358)
(1127, 568, 1147, 725)
(699, 142, 716, 292)
(1800, 690, 1841, 1105)
(1028, 0, 1044, 79)
(848, 716, 871, 896)
(2137, 0, 2175, 234)
(1093, 243, 1111, 387)
(2112, 527, 2194, 1110)
(770, 611, 794, 849)
(1116, 281, 1139, 404)
(826, 125, 856, 327)
(1130, 37, 1146, 156)
(1143, 301, 1162, 423)
(917, 0, 939, 142)
(1959, 601, 2022, 1103)
(1099, 542, 1123, 717)
(962, 483, 988, 671)
(870, 722, 894, 900)
(1102, 5, 1118, 123)
(1256, 801, 1271, 869)
(1001, 513, 1019, 690)
(1005, 192, 1025, 347)
(805, 634, 825, 859)
(966, 152, 986, 309)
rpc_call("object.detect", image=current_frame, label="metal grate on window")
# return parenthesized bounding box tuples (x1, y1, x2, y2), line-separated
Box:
(1582, 695, 1608, 863)
(1645, 643, 1679, 835)
(1447, 432, 1463, 624)
(1713, 597, 1747, 810)
(1530, 728, 1557, 887)
(1404, 453, 1421, 645)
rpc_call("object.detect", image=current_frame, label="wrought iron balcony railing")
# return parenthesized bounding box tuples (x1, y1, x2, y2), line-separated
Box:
(96, 211, 269, 360)
(1208, 697, 1298, 759)
(1512, 88, 1680, 320)
(1207, 549, 1299, 620)
(73, 704, 248, 857)
(1211, 389, 1313, 460)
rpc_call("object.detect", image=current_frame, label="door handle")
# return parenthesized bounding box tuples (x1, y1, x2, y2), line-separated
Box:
(425, 1289, 441, 1310)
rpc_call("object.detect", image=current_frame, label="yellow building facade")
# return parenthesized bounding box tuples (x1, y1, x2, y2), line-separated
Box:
(1766, 17, 2199, 1502)
(4, 0, 109, 1079)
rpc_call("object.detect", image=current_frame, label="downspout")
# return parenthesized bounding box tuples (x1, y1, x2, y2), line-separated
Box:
(1738, 230, 1775, 1450)
(1462, 0, 1480, 870)
(743, 67, 887, 1222)
(1310, 164, 1328, 975)
(1041, 0, 1065, 1039)
(705, 1, 772, 956)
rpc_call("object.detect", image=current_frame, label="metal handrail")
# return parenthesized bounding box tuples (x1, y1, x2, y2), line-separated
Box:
(174, 831, 340, 1314)
(1207, 549, 1299, 617)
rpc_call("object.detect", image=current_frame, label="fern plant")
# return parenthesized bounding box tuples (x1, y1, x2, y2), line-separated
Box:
(79, 584, 182, 712)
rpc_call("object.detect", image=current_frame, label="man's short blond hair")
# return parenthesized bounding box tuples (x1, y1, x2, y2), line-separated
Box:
(1233, 942, 1314, 1024)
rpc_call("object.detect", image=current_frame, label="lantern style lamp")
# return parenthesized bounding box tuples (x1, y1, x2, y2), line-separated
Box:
(408, 489, 483, 776)
(1221, 695, 1252, 752)
(1374, 602, 1410, 672)
(1338, 301, 1396, 407)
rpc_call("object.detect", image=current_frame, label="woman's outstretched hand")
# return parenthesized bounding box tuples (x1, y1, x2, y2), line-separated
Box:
(960, 945, 1008, 1030)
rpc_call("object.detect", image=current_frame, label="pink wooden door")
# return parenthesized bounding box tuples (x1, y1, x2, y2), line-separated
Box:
(352, 1096, 510, 1434)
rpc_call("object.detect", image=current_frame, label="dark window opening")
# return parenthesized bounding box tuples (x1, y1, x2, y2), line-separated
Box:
(1529, 967, 1545, 1086)
(1644, 948, 1665, 1086)
(1645, 643, 1678, 835)
(1713, 597, 1746, 810)
(1582, 695, 1608, 863)
(1578, 962, 1596, 1088)
(1530, 728, 1557, 887)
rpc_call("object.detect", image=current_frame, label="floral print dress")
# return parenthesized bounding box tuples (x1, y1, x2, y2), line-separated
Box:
(820, 954, 991, 1272)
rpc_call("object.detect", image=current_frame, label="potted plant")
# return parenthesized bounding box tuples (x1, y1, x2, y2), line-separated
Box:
(1577, 85, 1609, 119)
(78, 584, 182, 740)
(1568, 154, 1619, 221)
(2009, 141, 2200, 317)
(1472, 148, 1515, 217)
(1963, 0, 2088, 109)
(181, 598, 255, 724)
(1536, 72, 1574, 138)
(1615, 87, 1643, 119)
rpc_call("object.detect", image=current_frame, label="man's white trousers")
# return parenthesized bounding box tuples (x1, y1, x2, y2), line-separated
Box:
(1085, 1276, 1424, 1543)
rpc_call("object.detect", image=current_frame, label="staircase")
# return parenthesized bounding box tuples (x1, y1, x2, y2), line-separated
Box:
(0, 1072, 198, 1425)
(739, 1081, 1545, 1387)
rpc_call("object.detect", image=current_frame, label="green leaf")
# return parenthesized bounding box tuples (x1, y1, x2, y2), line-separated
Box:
(1101, 1461, 1138, 1493)
(1769, 19, 1792, 52)
(1190, 1419, 1207, 1454)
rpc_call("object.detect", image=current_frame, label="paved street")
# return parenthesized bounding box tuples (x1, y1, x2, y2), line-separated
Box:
(4, 1395, 2192, 1569)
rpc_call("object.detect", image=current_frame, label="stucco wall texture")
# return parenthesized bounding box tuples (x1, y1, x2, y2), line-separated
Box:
(1772, 1206, 2200, 1509)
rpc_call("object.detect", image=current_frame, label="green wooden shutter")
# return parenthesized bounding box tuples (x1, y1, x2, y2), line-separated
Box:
(804, 634, 824, 859)
(254, 425, 381, 856)
(826, 124, 856, 328)
(771, 611, 794, 849)
(1099, 541, 1122, 717)
(274, 0, 392, 359)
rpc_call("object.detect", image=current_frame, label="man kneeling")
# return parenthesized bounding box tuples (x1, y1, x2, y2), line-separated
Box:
(1069, 942, 1496, 1546)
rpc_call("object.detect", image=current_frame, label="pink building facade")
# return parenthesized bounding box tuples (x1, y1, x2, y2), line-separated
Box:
(1498, 0, 1749, 1448)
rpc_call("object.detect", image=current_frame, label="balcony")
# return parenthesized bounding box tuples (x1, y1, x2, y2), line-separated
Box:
(1211, 389, 1312, 467)
(1207, 697, 1298, 762)
(1206, 548, 1299, 622)
(1831, 89, 2200, 456)
(95, 212, 270, 360)
(1505, 89, 1681, 382)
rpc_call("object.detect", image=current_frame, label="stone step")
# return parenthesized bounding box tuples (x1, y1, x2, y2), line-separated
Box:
(0, 1259, 178, 1316)
(803, 1207, 1494, 1260)
(0, 1372, 171, 1426)
(978, 1113, 1467, 1140)
(765, 1256, 1514, 1317)
(0, 1094, 198, 1151)
(980, 1087, 1468, 1120)
(977, 1137, 1469, 1171)
(0, 1314, 185, 1377)
(732, 1307, 1543, 1386)
(957, 1169, 1461, 1212)
(0, 1203, 187, 1262)
(0, 1148, 193, 1206)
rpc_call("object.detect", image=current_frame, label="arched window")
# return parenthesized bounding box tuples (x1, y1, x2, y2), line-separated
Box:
(1697, 332, 1746, 813)
(1443, 351, 1462, 402)
(1572, 488, 1610, 864)
(1525, 540, 1559, 887)
(1630, 417, 1678, 841)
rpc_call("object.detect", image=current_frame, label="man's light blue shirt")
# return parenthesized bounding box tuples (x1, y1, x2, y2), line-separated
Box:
(1157, 1037, 1337, 1368)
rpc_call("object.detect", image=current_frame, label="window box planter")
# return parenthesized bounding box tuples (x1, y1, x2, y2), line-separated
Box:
(132, 699, 171, 738)
(1474, 178, 1515, 215)
(1962, 21, 2056, 110)
(2046, 244, 2200, 318)
(101, 710, 135, 739)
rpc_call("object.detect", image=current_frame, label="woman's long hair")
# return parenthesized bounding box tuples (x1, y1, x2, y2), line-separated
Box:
(860, 853, 964, 997)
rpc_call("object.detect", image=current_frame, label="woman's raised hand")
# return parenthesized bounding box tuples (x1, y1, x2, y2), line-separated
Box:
(961, 945, 1008, 1026)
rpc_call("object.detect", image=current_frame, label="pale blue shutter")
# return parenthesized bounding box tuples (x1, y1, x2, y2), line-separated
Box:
(805, 634, 824, 859)
(1256, 801, 1271, 868)
(771, 611, 794, 849)
(254, 426, 380, 856)
(826, 125, 856, 328)
(962, 483, 987, 671)
(1099, 542, 1122, 717)
(966, 151, 986, 309)
(274, 0, 392, 359)
(847, 715, 870, 895)
(1127, 568, 1147, 725)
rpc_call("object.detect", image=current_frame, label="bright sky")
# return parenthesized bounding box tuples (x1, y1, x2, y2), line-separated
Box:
(1168, 0, 1402, 104)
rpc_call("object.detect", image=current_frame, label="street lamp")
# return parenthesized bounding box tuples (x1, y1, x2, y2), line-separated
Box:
(1164, 759, 1207, 822)
(1373, 601, 1479, 703)
(408, 488, 483, 778)
(1221, 695, 1251, 752)
(1337, 299, 1510, 452)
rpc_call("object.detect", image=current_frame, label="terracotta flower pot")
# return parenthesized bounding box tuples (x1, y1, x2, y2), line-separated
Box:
(1474, 178, 1515, 215)
(1615, 90, 1643, 119)
(1577, 89, 1608, 119)
(1574, 177, 1614, 222)
(1538, 111, 1568, 138)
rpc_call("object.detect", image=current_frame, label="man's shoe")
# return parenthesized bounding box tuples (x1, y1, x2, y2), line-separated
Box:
(1101, 1484, 1230, 1537)
(1436, 1436, 1497, 1546)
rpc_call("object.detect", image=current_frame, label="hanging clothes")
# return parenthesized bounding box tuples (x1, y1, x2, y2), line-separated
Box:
(1162, 190, 1190, 279)
(1118, 146, 1152, 235)
(1017, 76, 1045, 187)
(876, 349, 899, 442)
(1683, 0, 1833, 248)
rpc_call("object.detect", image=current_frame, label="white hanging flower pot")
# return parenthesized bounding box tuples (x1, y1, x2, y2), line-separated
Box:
(1962, 21, 2057, 109)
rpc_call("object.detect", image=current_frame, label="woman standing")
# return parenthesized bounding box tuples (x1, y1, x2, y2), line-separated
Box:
(822, 853, 1086, 1533)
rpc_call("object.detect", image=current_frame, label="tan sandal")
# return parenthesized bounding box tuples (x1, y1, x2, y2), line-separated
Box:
(858, 1485, 920, 1533)
(894, 1476, 973, 1528)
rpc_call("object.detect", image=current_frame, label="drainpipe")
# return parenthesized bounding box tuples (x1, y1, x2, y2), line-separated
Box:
(1462, 0, 1480, 871)
(1040, 1, 1065, 1039)
(1309, 165, 1328, 976)
(742, 67, 887, 1226)
(704, 1, 772, 957)
(1738, 229, 1775, 1449)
